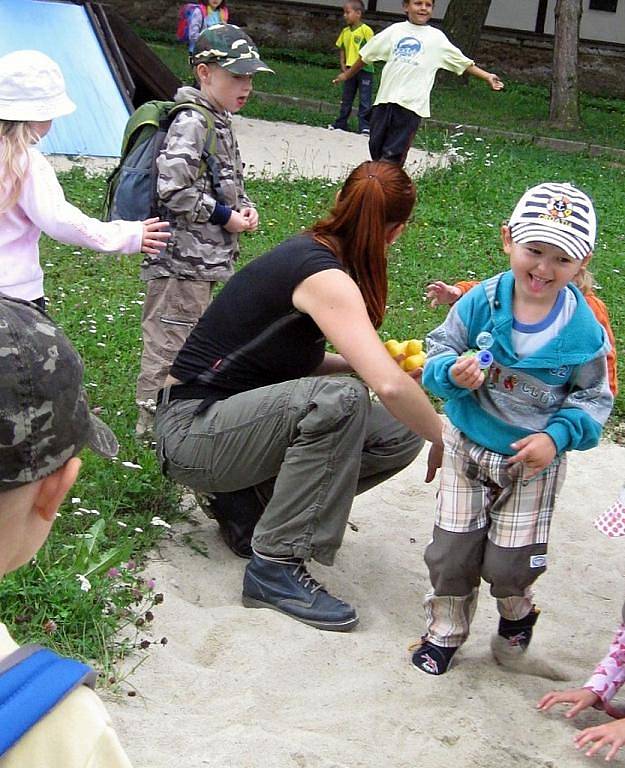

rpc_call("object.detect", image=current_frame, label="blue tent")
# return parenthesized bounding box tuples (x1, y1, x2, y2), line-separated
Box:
(0, 0, 132, 156)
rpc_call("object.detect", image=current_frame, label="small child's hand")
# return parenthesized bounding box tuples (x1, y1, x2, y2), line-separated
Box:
(426, 281, 462, 308)
(140, 217, 170, 255)
(507, 433, 556, 478)
(537, 688, 599, 718)
(450, 355, 484, 390)
(224, 210, 253, 234)
(487, 72, 504, 91)
(333, 72, 346, 84)
(574, 719, 625, 761)
(240, 206, 259, 232)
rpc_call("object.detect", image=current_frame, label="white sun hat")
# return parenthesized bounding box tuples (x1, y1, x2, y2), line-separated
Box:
(0, 50, 76, 122)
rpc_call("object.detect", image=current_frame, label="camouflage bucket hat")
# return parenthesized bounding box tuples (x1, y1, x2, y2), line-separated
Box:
(190, 23, 274, 75)
(0, 296, 118, 491)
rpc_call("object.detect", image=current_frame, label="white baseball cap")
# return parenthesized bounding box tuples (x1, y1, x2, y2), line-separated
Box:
(0, 50, 76, 122)
(508, 182, 596, 261)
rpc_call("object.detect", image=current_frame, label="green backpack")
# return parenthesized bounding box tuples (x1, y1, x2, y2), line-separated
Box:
(104, 100, 217, 222)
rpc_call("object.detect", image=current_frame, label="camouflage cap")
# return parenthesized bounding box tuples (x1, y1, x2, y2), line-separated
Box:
(0, 296, 118, 491)
(190, 23, 274, 75)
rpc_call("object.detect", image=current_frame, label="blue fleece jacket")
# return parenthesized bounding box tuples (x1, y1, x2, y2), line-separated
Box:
(423, 271, 613, 455)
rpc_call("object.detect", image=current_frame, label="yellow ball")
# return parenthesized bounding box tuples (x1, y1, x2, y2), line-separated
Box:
(402, 352, 426, 371)
(384, 339, 403, 358)
(405, 339, 423, 356)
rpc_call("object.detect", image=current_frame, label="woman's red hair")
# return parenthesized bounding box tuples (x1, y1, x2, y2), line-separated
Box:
(311, 161, 415, 328)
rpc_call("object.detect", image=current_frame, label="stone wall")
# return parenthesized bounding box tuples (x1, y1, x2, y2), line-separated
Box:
(101, 0, 625, 97)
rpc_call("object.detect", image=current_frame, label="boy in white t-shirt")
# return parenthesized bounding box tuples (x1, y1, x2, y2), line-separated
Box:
(333, 0, 503, 165)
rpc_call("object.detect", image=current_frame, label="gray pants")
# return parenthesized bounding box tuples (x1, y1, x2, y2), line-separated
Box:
(155, 376, 424, 565)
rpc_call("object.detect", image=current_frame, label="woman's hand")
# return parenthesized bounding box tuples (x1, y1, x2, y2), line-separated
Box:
(537, 688, 599, 718)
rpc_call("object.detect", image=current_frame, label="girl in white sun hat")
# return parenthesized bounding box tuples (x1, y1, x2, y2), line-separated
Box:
(538, 489, 625, 761)
(0, 49, 169, 307)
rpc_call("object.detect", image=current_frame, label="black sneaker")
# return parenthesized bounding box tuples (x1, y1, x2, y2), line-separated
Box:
(410, 637, 458, 675)
(497, 606, 540, 651)
(242, 552, 359, 632)
(198, 488, 264, 559)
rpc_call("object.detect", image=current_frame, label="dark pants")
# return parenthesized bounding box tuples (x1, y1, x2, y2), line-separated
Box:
(368, 102, 421, 166)
(333, 69, 373, 133)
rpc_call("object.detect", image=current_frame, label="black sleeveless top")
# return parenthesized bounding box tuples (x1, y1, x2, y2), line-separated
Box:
(170, 234, 343, 406)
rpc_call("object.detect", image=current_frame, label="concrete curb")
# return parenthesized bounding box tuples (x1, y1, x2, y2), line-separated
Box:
(254, 90, 625, 161)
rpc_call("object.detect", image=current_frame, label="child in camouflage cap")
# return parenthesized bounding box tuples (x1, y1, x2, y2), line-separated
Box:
(135, 23, 273, 436)
(0, 295, 133, 766)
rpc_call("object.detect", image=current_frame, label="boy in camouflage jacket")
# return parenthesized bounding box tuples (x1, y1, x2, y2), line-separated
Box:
(135, 23, 273, 435)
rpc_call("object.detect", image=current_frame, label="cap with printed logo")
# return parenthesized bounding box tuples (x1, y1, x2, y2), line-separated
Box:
(508, 182, 596, 261)
(190, 23, 274, 74)
(0, 296, 118, 491)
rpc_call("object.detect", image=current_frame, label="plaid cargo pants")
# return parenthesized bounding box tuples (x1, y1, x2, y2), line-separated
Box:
(423, 420, 566, 647)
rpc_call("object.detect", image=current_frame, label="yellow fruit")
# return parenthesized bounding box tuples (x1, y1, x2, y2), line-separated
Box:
(384, 339, 403, 358)
(402, 352, 426, 371)
(405, 339, 423, 356)
(397, 340, 409, 355)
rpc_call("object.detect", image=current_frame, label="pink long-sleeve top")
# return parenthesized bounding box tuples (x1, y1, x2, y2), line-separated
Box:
(0, 147, 143, 301)
(584, 622, 625, 718)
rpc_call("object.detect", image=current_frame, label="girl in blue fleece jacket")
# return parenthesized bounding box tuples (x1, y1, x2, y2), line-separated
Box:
(412, 182, 613, 676)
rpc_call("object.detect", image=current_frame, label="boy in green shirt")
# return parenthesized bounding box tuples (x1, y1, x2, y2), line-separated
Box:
(330, 0, 374, 135)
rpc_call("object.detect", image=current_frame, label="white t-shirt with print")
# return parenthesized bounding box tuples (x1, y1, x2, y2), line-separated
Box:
(359, 22, 473, 117)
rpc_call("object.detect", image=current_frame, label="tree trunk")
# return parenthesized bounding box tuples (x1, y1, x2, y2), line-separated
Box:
(438, 0, 492, 86)
(549, 0, 582, 128)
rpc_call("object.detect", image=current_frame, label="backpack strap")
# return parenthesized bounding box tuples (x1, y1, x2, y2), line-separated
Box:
(0, 644, 96, 757)
(154, 102, 221, 217)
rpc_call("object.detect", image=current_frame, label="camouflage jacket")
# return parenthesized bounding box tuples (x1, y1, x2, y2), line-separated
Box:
(140, 86, 253, 283)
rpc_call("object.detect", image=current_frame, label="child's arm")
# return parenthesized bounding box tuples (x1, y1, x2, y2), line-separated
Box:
(333, 56, 364, 83)
(339, 48, 347, 73)
(20, 150, 163, 255)
(464, 64, 504, 91)
(187, 6, 204, 52)
(538, 355, 613, 455)
(157, 110, 252, 235)
(538, 624, 625, 720)
(422, 300, 479, 400)
(426, 280, 476, 308)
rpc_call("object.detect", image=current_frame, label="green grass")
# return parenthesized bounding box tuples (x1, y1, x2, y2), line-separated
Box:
(147, 39, 625, 149)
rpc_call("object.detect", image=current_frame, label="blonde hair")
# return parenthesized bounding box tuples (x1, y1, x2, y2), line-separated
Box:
(0, 120, 38, 214)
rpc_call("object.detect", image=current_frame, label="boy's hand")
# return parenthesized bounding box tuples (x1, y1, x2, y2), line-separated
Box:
(507, 433, 556, 478)
(333, 72, 347, 84)
(224, 211, 254, 234)
(140, 217, 170, 255)
(487, 72, 504, 91)
(537, 688, 599, 718)
(450, 355, 484, 390)
(240, 207, 259, 232)
(574, 719, 625, 761)
(426, 281, 462, 308)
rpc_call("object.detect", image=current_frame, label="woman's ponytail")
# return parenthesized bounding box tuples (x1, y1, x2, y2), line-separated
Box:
(311, 161, 416, 328)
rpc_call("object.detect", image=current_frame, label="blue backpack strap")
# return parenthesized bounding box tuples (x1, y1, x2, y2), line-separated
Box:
(0, 644, 96, 757)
